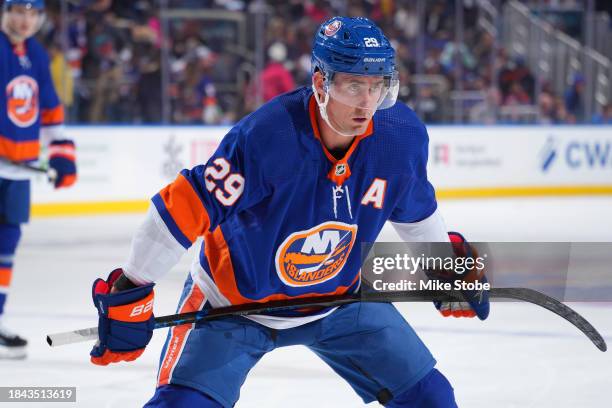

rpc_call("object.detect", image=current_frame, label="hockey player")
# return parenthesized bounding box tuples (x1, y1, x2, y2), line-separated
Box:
(0, 0, 77, 358)
(90, 17, 488, 407)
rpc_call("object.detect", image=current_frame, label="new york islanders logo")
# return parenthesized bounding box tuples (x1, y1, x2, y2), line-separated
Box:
(324, 20, 342, 37)
(6, 75, 39, 128)
(275, 222, 358, 287)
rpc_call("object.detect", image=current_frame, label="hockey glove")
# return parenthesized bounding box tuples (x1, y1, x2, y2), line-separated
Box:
(48, 139, 77, 188)
(90, 269, 155, 365)
(431, 232, 490, 320)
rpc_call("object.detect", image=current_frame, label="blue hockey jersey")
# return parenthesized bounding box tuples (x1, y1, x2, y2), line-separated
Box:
(151, 87, 437, 323)
(0, 31, 64, 164)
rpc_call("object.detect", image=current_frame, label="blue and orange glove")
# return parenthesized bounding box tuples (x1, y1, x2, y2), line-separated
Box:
(90, 269, 155, 366)
(432, 232, 490, 320)
(48, 139, 77, 188)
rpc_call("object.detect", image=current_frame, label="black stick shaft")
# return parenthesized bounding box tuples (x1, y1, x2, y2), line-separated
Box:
(46, 288, 606, 351)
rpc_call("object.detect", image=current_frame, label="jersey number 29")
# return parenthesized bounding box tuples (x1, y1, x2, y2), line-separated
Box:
(204, 158, 245, 206)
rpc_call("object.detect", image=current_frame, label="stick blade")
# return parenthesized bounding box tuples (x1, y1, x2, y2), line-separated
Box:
(492, 288, 607, 352)
(46, 327, 98, 347)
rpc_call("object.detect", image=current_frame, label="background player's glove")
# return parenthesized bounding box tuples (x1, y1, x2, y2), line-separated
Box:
(48, 139, 77, 188)
(90, 269, 155, 366)
(432, 232, 490, 320)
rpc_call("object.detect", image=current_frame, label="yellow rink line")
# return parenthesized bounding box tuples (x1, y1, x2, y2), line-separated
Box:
(436, 185, 612, 199)
(32, 200, 150, 217)
(31, 185, 612, 217)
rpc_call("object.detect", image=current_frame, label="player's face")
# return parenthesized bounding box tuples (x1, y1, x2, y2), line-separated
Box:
(326, 73, 384, 135)
(3, 5, 42, 40)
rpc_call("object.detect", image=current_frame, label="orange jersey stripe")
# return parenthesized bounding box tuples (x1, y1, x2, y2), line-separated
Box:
(0, 268, 12, 287)
(205, 226, 361, 305)
(0, 134, 40, 162)
(40, 105, 65, 125)
(159, 174, 211, 244)
(158, 283, 206, 386)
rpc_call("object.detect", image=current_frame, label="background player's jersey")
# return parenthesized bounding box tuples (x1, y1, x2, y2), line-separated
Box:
(150, 87, 437, 328)
(0, 31, 64, 179)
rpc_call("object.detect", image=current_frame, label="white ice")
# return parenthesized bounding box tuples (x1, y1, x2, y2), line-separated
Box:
(2, 196, 612, 407)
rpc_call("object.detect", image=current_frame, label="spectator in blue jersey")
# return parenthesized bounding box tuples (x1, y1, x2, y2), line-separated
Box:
(0, 0, 77, 359)
(88, 17, 489, 407)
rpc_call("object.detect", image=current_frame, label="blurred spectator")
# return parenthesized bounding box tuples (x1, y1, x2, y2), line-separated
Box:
(48, 42, 74, 109)
(261, 42, 295, 102)
(498, 54, 535, 103)
(393, 5, 419, 40)
(554, 95, 572, 123)
(538, 89, 557, 124)
(39, 0, 606, 125)
(197, 49, 223, 124)
(136, 43, 162, 123)
(304, 0, 330, 23)
(439, 42, 477, 74)
(130, 1, 161, 48)
(472, 32, 494, 69)
(425, 1, 451, 36)
(469, 87, 501, 124)
(413, 86, 443, 123)
(564, 73, 585, 122)
(591, 103, 612, 124)
(503, 81, 531, 106)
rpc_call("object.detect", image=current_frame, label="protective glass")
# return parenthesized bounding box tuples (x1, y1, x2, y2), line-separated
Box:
(327, 71, 399, 111)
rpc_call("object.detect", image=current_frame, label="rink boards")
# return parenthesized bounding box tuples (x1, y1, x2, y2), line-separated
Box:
(29, 125, 612, 216)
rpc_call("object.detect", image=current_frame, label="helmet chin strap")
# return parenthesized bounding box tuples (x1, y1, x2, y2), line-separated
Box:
(312, 84, 360, 138)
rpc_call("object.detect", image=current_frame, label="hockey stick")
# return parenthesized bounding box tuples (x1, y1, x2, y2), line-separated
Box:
(46, 287, 606, 351)
(0, 157, 57, 182)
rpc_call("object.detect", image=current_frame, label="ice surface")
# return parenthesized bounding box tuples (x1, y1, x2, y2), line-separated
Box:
(2, 197, 611, 407)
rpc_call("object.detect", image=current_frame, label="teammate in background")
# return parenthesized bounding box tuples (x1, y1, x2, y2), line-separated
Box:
(90, 17, 488, 407)
(0, 0, 77, 358)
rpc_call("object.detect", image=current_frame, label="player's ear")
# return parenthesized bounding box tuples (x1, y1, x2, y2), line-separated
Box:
(312, 71, 325, 98)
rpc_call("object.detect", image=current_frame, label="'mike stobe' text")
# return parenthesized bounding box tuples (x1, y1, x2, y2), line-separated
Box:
(373, 279, 490, 291)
